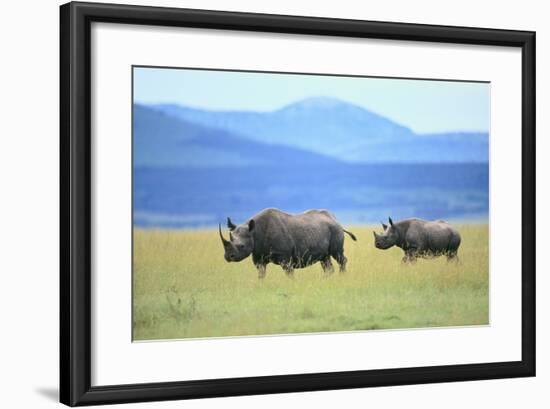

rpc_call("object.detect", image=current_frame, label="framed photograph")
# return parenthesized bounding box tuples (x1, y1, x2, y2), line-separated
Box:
(60, 1, 535, 406)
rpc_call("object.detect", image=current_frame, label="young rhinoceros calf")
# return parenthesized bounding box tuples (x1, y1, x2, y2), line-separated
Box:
(373, 217, 461, 263)
(218, 208, 357, 278)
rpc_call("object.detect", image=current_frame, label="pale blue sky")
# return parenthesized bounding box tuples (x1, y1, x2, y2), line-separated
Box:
(133, 66, 490, 134)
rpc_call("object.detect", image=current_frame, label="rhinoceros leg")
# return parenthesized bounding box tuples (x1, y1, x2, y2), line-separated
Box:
(446, 251, 459, 263)
(255, 263, 266, 279)
(320, 257, 334, 275)
(333, 253, 347, 273)
(402, 250, 418, 264)
(282, 263, 294, 278)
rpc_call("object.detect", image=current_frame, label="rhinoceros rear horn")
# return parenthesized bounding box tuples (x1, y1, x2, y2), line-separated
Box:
(381, 222, 388, 230)
(227, 217, 236, 231)
(219, 224, 230, 246)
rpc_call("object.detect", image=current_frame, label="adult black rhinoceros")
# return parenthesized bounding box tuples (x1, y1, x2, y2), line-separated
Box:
(373, 217, 461, 262)
(218, 208, 357, 278)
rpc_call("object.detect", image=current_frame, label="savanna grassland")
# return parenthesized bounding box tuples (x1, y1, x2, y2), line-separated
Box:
(133, 225, 488, 341)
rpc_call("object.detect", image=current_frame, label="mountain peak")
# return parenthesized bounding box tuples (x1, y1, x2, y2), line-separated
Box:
(278, 96, 360, 113)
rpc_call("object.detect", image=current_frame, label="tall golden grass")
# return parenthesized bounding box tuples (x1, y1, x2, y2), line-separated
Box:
(133, 225, 488, 340)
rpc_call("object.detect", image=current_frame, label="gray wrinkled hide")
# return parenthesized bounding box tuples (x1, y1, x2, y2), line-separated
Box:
(220, 208, 356, 278)
(374, 218, 461, 262)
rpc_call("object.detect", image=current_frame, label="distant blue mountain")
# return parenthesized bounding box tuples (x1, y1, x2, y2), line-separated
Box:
(133, 100, 488, 227)
(151, 97, 488, 163)
(134, 104, 341, 167)
(402, 132, 489, 163)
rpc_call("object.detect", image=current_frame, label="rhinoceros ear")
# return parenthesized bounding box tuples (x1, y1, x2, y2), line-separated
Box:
(248, 219, 255, 232)
(227, 217, 236, 231)
(388, 217, 394, 226)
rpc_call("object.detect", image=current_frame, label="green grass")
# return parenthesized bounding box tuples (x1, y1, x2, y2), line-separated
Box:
(133, 225, 488, 341)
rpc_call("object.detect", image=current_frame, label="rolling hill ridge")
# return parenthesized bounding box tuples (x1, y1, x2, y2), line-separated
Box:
(145, 97, 488, 164)
(134, 104, 342, 167)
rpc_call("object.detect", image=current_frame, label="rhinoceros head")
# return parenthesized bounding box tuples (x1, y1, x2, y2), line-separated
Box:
(219, 217, 255, 262)
(373, 217, 399, 250)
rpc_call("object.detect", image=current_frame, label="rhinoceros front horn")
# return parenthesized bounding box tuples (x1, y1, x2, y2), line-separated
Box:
(219, 224, 230, 246)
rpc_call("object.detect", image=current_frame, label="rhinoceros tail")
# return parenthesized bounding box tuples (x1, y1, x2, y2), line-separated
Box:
(343, 229, 357, 241)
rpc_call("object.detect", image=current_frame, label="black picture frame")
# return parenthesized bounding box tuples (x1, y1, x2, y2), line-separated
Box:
(60, 1, 536, 406)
